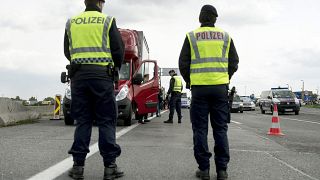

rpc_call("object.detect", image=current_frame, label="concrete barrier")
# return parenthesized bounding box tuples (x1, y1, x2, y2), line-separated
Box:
(27, 105, 55, 116)
(0, 98, 40, 126)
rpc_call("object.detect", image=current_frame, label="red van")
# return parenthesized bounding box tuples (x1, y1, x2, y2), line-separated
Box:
(116, 29, 159, 125)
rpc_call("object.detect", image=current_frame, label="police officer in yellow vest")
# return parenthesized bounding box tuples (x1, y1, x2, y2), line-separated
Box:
(179, 5, 239, 180)
(63, 0, 124, 179)
(164, 69, 183, 123)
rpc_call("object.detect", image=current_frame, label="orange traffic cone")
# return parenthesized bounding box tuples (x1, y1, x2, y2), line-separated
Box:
(267, 104, 284, 136)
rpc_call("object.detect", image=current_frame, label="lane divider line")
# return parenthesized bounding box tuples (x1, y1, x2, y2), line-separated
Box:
(147, 110, 169, 119)
(28, 124, 140, 180)
(231, 120, 242, 125)
(28, 110, 169, 180)
(265, 152, 319, 180)
(280, 117, 320, 125)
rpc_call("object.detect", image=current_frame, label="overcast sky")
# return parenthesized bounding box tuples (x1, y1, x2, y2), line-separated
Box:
(0, 0, 319, 100)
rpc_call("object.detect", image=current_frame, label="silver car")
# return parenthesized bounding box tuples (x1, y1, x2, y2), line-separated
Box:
(240, 96, 256, 111)
(231, 95, 243, 113)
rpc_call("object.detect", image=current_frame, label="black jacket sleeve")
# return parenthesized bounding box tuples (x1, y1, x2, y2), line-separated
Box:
(228, 39, 239, 80)
(178, 36, 191, 87)
(167, 78, 175, 95)
(64, 30, 71, 61)
(109, 19, 124, 69)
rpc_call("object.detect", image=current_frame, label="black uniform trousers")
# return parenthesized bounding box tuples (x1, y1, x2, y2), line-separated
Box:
(169, 92, 182, 120)
(68, 78, 121, 166)
(190, 85, 230, 172)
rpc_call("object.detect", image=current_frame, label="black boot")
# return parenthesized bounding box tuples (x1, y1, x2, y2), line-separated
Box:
(196, 169, 210, 180)
(217, 170, 228, 180)
(138, 119, 145, 124)
(104, 163, 124, 180)
(163, 119, 173, 123)
(68, 166, 84, 180)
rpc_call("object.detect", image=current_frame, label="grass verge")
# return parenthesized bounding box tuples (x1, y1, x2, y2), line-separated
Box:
(0, 119, 39, 128)
(303, 104, 320, 109)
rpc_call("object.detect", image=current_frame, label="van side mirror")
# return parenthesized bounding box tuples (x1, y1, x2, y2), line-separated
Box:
(267, 96, 272, 99)
(61, 72, 68, 83)
(133, 74, 143, 85)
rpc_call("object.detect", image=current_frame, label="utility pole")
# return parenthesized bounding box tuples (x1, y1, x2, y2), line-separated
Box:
(244, 85, 247, 96)
(301, 80, 304, 102)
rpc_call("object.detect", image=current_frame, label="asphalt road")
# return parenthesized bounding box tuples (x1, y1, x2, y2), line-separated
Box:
(0, 107, 319, 180)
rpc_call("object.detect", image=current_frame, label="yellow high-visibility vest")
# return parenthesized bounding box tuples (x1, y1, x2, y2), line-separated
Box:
(66, 11, 114, 66)
(187, 27, 231, 85)
(173, 76, 182, 93)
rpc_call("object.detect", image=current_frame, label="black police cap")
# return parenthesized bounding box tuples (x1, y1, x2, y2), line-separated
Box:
(200, 5, 218, 17)
(169, 70, 175, 74)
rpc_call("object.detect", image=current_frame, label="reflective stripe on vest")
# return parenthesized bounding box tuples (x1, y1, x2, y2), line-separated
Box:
(173, 76, 182, 92)
(187, 27, 231, 85)
(66, 12, 114, 66)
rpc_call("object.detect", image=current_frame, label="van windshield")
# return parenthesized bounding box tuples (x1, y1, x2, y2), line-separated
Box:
(119, 63, 130, 80)
(240, 97, 252, 102)
(272, 91, 295, 98)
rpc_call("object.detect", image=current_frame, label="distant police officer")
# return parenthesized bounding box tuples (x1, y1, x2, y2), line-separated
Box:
(164, 70, 183, 123)
(179, 5, 239, 180)
(64, 0, 124, 179)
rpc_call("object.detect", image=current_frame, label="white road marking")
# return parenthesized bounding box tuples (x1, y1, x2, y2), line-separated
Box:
(281, 117, 320, 125)
(27, 124, 140, 180)
(27, 110, 168, 180)
(265, 152, 320, 180)
(231, 120, 242, 125)
(230, 149, 319, 180)
(148, 110, 169, 119)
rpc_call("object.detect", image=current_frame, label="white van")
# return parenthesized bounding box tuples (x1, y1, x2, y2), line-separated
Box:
(181, 93, 190, 109)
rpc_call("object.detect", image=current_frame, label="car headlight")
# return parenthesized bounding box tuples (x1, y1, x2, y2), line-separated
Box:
(116, 85, 129, 101)
(65, 84, 71, 100)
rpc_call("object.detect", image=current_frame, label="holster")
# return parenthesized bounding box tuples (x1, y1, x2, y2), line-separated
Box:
(66, 64, 81, 79)
(227, 86, 236, 123)
(106, 64, 119, 89)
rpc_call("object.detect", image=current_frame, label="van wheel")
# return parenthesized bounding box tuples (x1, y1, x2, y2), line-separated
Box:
(124, 105, 133, 126)
(64, 114, 74, 125)
(295, 111, 299, 115)
(260, 106, 265, 114)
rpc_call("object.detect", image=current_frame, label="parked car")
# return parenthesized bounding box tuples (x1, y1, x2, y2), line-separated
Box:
(240, 96, 255, 111)
(259, 88, 300, 115)
(231, 94, 243, 113)
(181, 92, 190, 109)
